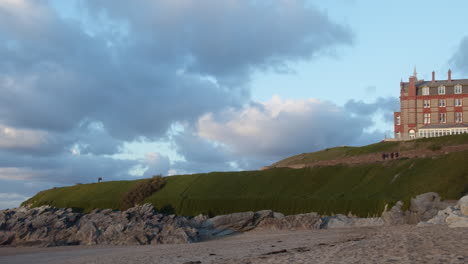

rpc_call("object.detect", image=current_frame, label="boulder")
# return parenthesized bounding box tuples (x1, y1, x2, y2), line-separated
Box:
(321, 214, 353, 229)
(202, 212, 255, 236)
(407, 192, 449, 224)
(417, 195, 468, 228)
(382, 201, 407, 225)
(458, 195, 468, 216)
(445, 210, 468, 228)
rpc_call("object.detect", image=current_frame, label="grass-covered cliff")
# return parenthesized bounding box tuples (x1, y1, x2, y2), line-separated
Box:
(22, 135, 468, 217)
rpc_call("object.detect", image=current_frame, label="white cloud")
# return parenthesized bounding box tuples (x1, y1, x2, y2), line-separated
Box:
(197, 95, 372, 158)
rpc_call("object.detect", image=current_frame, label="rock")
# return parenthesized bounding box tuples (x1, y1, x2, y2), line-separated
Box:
(382, 192, 452, 225)
(417, 195, 468, 228)
(382, 201, 407, 225)
(458, 195, 468, 216)
(203, 212, 255, 236)
(417, 206, 455, 226)
(445, 210, 468, 228)
(256, 212, 322, 231)
(407, 192, 449, 224)
(321, 214, 352, 229)
(321, 215, 384, 229)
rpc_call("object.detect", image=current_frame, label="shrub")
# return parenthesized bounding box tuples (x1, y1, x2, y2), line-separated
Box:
(120, 175, 166, 210)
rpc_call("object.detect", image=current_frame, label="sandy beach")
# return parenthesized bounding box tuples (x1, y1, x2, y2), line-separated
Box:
(1, 225, 467, 264)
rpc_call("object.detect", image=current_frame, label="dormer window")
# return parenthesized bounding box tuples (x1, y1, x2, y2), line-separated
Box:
(438, 85, 445, 95)
(422, 86, 429, 95)
(455, 84, 462, 94)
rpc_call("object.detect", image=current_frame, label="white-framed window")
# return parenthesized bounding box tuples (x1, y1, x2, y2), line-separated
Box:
(439, 113, 446, 123)
(409, 129, 416, 139)
(438, 85, 446, 95)
(455, 98, 462, 107)
(423, 100, 430, 108)
(396, 116, 401, 125)
(455, 112, 463, 123)
(422, 87, 430, 95)
(455, 84, 462, 94)
(424, 113, 431, 124)
(439, 99, 446, 107)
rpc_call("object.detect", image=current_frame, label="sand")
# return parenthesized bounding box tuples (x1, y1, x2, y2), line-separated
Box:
(1, 225, 467, 264)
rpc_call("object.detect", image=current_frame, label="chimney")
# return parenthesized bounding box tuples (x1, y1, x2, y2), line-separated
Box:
(408, 76, 416, 96)
(448, 69, 452, 82)
(432, 71, 435, 83)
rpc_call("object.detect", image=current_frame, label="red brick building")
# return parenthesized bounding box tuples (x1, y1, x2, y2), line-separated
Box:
(394, 69, 468, 140)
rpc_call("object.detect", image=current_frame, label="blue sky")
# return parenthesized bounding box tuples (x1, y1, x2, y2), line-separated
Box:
(1, 0, 468, 209)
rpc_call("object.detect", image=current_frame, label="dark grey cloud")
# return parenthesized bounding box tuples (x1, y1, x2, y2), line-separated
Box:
(0, 0, 354, 207)
(83, 0, 353, 85)
(344, 97, 399, 123)
(450, 36, 468, 74)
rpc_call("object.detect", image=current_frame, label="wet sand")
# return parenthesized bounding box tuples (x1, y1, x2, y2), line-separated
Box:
(1, 225, 467, 264)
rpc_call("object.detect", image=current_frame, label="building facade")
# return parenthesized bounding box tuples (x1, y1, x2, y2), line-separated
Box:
(394, 69, 468, 140)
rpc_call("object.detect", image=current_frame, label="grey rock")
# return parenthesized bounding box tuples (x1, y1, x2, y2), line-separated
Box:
(407, 192, 449, 224)
(382, 201, 407, 225)
(382, 192, 452, 225)
(204, 212, 256, 235)
(458, 195, 468, 216)
(321, 214, 384, 229)
(256, 212, 322, 231)
(417, 195, 468, 228)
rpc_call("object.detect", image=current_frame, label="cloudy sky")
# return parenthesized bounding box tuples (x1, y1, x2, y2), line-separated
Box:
(1, 0, 468, 209)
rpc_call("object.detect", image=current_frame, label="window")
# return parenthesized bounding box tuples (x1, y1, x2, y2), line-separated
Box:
(424, 113, 431, 124)
(438, 85, 446, 95)
(423, 100, 430, 108)
(422, 87, 430, 95)
(455, 84, 462, 94)
(455, 98, 462, 107)
(438, 99, 446, 107)
(455, 112, 463, 123)
(396, 132, 401, 139)
(396, 116, 400, 125)
(439, 113, 446, 123)
(409, 129, 416, 139)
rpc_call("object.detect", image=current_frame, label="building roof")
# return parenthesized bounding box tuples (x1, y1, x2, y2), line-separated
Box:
(402, 79, 468, 88)
(420, 123, 468, 129)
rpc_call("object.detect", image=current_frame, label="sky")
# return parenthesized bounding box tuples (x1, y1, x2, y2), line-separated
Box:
(2, 0, 468, 209)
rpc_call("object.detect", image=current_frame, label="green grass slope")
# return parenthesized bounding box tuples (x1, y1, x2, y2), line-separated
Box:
(23, 149, 468, 217)
(271, 134, 468, 167)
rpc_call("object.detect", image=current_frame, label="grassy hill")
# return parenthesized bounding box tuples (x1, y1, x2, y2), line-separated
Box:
(22, 135, 468, 217)
(270, 134, 468, 167)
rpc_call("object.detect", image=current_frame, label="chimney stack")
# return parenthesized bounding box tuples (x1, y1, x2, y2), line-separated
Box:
(448, 69, 452, 82)
(432, 71, 435, 83)
(408, 76, 416, 96)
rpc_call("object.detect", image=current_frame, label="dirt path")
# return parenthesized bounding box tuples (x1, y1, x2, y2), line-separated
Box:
(272, 143, 468, 169)
(1, 226, 466, 264)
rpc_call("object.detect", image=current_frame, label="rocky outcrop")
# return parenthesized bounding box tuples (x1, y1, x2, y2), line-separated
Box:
(1, 192, 464, 247)
(0, 205, 326, 247)
(418, 195, 468, 228)
(382, 192, 454, 225)
(0, 204, 198, 247)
